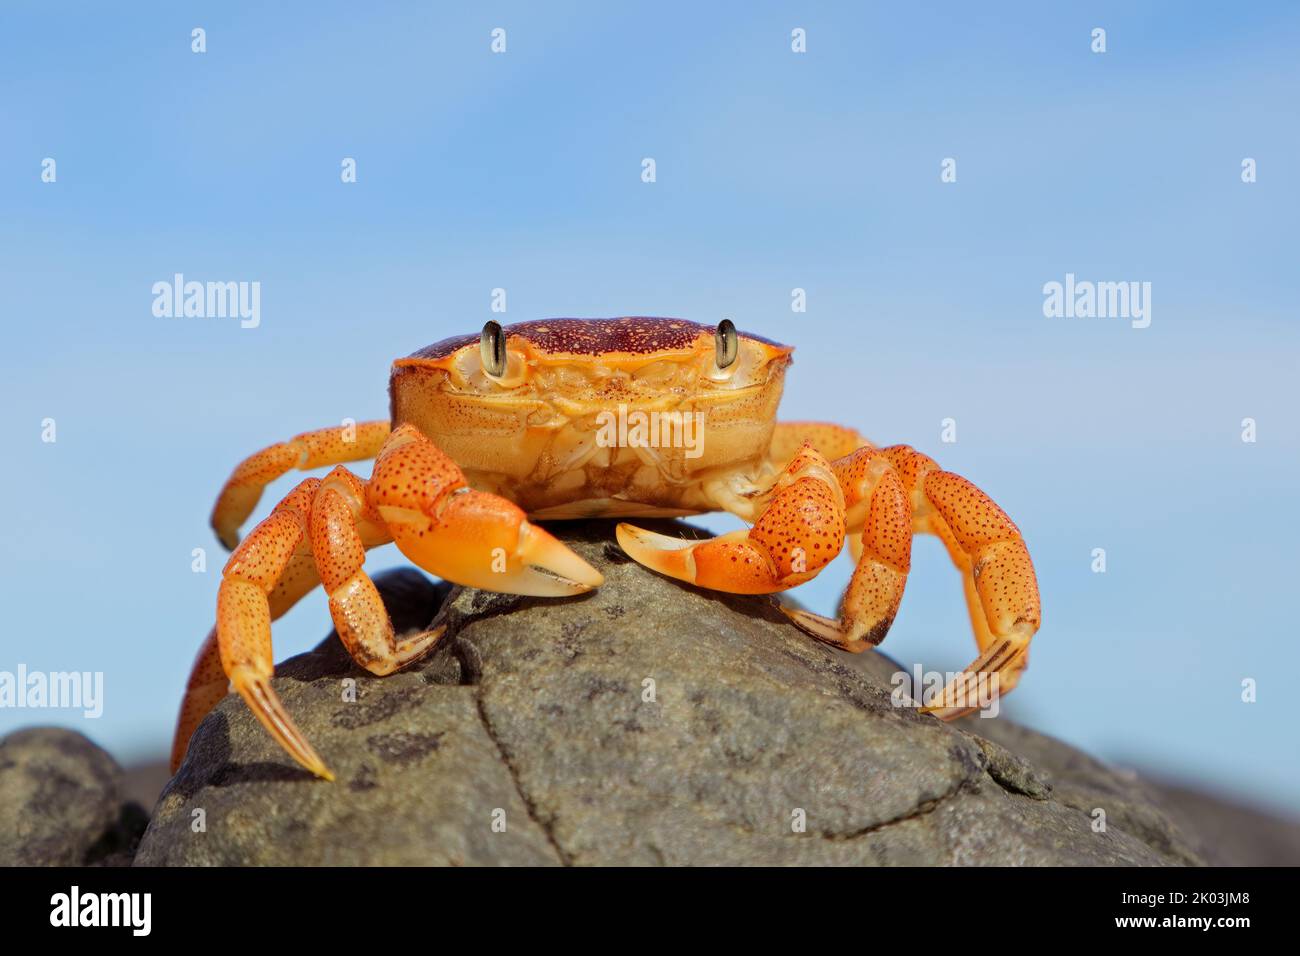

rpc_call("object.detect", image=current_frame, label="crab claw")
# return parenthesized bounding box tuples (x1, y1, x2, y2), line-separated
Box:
(511, 519, 606, 595)
(369, 424, 602, 596)
(387, 496, 602, 596)
(613, 524, 708, 583)
(615, 525, 765, 590)
(382, 492, 603, 597)
(617, 452, 846, 594)
(615, 524, 821, 594)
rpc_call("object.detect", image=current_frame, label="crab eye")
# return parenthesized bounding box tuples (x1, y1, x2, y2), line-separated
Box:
(714, 319, 739, 370)
(480, 320, 507, 377)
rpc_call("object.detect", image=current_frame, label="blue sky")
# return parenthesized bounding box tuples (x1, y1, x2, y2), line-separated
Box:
(2, 2, 1297, 813)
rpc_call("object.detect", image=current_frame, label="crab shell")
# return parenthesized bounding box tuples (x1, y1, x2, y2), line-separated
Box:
(389, 317, 794, 517)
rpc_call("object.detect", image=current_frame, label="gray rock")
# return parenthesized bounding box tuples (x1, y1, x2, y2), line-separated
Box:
(1147, 781, 1300, 866)
(138, 520, 1204, 866)
(120, 761, 172, 814)
(0, 727, 145, 866)
(952, 717, 1205, 865)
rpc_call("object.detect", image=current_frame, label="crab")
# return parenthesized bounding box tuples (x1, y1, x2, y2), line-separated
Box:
(171, 317, 1041, 779)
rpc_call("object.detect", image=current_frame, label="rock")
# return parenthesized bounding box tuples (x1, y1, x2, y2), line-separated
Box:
(120, 761, 172, 814)
(138, 520, 1205, 866)
(1147, 781, 1300, 867)
(0, 727, 148, 866)
(951, 718, 1205, 865)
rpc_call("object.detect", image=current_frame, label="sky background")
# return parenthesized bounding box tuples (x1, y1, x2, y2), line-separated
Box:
(1, 2, 1297, 815)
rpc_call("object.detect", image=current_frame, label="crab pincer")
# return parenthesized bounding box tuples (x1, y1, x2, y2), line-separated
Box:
(371, 425, 604, 596)
(617, 442, 846, 593)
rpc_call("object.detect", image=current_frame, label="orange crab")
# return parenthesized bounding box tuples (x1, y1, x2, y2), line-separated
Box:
(172, 317, 1041, 779)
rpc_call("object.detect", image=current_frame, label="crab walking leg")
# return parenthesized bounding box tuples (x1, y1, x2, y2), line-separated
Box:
(311, 466, 446, 675)
(211, 420, 391, 550)
(769, 421, 873, 467)
(170, 547, 324, 772)
(216, 478, 338, 779)
(370, 424, 604, 595)
(170, 628, 225, 773)
(618, 441, 846, 593)
(780, 447, 913, 651)
(882, 445, 1041, 718)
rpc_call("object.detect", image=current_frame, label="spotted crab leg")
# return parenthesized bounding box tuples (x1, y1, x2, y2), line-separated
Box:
(778, 447, 913, 651)
(879, 445, 1040, 718)
(370, 424, 604, 597)
(311, 466, 446, 677)
(622, 433, 1041, 720)
(211, 420, 391, 550)
(170, 628, 225, 773)
(215, 478, 335, 778)
(187, 425, 602, 780)
(617, 442, 846, 593)
(171, 542, 324, 772)
(769, 420, 872, 464)
(782, 443, 1040, 717)
(210, 460, 456, 780)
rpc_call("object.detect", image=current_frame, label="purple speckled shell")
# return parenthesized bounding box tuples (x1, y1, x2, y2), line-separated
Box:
(407, 316, 790, 361)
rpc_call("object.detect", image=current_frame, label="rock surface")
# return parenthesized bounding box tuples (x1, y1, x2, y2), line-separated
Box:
(0, 727, 147, 866)
(135, 520, 1221, 866)
(1149, 781, 1300, 867)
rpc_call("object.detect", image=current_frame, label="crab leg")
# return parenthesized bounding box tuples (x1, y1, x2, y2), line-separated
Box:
(211, 420, 391, 550)
(170, 628, 226, 773)
(214, 478, 340, 778)
(617, 441, 846, 593)
(171, 549, 324, 772)
(212, 467, 428, 780)
(311, 466, 446, 676)
(623, 431, 1040, 719)
(191, 426, 601, 780)
(880, 445, 1040, 718)
(779, 447, 913, 651)
(370, 424, 604, 596)
(769, 421, 872, 465)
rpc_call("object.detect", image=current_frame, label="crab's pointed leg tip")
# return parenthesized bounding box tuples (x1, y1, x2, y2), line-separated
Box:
(780, 605, 845, 643)
(615, 523, 697, 583)
(920, 639, 1029, 720)
(918, 703, 976, 721)
(232, 669, 334, 780)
